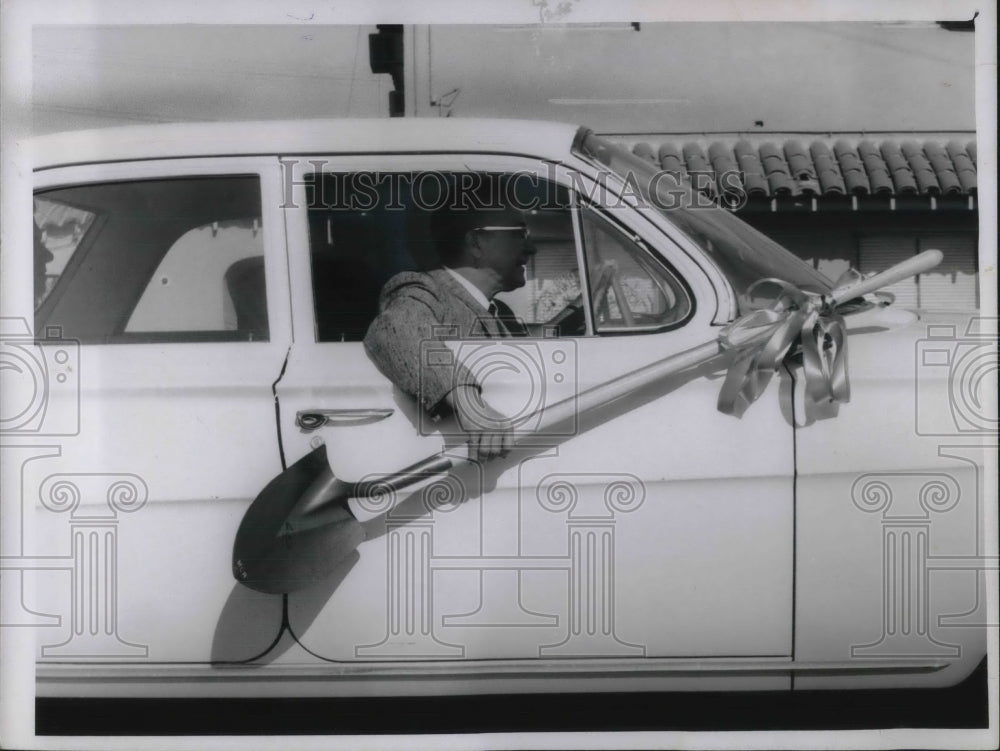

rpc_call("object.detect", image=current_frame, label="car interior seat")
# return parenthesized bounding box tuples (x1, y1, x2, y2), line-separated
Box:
(224, 255, 269, 341)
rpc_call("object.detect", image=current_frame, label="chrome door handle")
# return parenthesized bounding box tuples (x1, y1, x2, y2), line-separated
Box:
(295, 408, 395, 431)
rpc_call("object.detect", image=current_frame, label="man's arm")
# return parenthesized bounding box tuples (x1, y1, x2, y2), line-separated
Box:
(443, 384, 513, 460)
(363, 284, 472, 411)
(363, 276, 512, 460)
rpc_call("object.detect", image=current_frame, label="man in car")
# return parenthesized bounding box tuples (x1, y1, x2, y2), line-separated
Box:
(363, 203, 535, 462)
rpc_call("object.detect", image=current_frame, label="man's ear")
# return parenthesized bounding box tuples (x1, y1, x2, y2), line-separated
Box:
(465, 230, 485, 263)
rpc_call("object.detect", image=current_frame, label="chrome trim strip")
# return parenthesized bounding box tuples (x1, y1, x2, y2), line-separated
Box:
(37, 656, 949, 683)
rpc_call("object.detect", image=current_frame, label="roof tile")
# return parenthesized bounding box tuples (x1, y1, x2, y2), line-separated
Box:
(759, 142, 797, 196)
(900, 141, 941, 195)
(784, 141, 820, 195)
(858, 141, 894, 195)
(923, 142, 963, 195)
(708, 141, 742, 199)
(879, 141, 919, 195)
(632, 141, 658, 164)
(809, 141, 847, 195)
(627, 136, 976, 201)
(656, 143, 687, 178)
(946, 140, 977, 194)
(682, 142, 717, 197)
(833, 140, 870, 195)
(734, 140, 769, 197)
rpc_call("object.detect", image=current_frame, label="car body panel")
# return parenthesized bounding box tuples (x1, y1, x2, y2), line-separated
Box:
(24, 158, 294, 664)
(792, 307, 988, 689)
(30, 119, 583, 171)
(4, 118, 984, 696)
(274, 150, 793, 663)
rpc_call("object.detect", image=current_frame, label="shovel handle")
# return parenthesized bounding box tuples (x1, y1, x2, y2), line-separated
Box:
(343, 333, 758, 522)
(829, 249, 942, 308)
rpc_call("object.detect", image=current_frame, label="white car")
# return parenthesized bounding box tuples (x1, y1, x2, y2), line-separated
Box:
(2, 118, 989, 699)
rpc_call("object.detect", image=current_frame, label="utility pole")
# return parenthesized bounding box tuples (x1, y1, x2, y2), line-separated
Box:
(369, 25, 405, 117)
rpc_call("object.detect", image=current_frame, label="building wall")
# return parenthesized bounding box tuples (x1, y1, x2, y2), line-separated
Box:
(411, 23, 975, 132)
(742, 212, 979, 311)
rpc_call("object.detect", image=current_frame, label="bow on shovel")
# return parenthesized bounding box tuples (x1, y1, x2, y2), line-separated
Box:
(233, 249, 943, 594)
(717, 280, 851, 418)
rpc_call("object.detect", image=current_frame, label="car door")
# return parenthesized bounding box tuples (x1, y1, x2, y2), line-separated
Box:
(276, 154, 795, 676)
(21, 158, 291, 665)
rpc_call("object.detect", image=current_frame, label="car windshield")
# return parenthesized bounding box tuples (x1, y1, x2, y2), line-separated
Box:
(572, 130, 834, 301)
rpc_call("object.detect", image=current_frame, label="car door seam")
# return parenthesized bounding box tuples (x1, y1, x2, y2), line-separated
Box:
(785, 360, 799, 688)
(272, 346, 292, 470)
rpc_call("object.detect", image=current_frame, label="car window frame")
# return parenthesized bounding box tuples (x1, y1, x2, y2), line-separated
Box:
(574, 198, 697, 336)
(565, 153, 738, 325)
(283, 152, 721, 345)
(31, 157, 292, 348)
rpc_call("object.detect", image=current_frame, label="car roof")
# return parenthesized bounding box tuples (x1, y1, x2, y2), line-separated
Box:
(30, 118, 583, 170)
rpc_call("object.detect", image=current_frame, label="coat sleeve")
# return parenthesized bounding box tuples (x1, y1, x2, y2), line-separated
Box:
(363, 277, 479, 411)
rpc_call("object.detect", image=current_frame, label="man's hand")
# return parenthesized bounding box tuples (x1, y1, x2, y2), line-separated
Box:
(444, 385, 514, 461)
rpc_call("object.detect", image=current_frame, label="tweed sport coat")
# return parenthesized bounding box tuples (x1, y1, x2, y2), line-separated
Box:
(363, 268, 514, 412)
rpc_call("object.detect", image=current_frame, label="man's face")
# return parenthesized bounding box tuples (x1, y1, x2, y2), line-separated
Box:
(473, 220, 536, 292)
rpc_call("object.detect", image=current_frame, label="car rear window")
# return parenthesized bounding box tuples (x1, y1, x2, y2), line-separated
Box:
(34, 176, 267, 344)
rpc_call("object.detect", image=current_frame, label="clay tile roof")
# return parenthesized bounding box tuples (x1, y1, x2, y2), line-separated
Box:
(947, 140, 977, 193)
(833, 140, 870, 195)
(632, 141, 658, 164)
(628, 136, 977, 201)
(858, 140, 895, 194)
(783, 141, 820, 195)
(880, 141, 919, 195)
(708, 142, 741, 200)
(900, 141, 942, 195)
(657, 142, 687, 179)
(809, 141, 846, 195)
(758, 142, 796, 196)
(734, 140, 769, 197)
(923, 142, 963, 195)
(682, 142, 717, 197)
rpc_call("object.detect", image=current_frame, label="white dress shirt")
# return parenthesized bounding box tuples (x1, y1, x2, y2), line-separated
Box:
(443, 266, 491, 310)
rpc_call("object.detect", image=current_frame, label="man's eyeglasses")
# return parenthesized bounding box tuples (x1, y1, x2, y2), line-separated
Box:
(473, 225, 530, 242)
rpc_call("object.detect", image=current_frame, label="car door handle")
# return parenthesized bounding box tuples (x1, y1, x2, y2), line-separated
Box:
(295, 408, 395, 431)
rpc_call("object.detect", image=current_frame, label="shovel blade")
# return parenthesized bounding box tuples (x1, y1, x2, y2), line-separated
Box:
(233, 445, 364, 594)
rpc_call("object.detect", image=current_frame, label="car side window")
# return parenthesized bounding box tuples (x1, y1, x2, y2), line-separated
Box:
(34, 176, 267, 344)
(579, 206, 693, 333)
(304, 171, 581, 341)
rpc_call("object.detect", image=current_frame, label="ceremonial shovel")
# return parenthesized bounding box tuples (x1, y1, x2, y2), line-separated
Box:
(233, 250, 942, 594)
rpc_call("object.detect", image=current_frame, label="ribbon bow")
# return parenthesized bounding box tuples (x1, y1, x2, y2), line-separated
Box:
(716, 278, 849, 417)
(714, 249, 943, 418)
